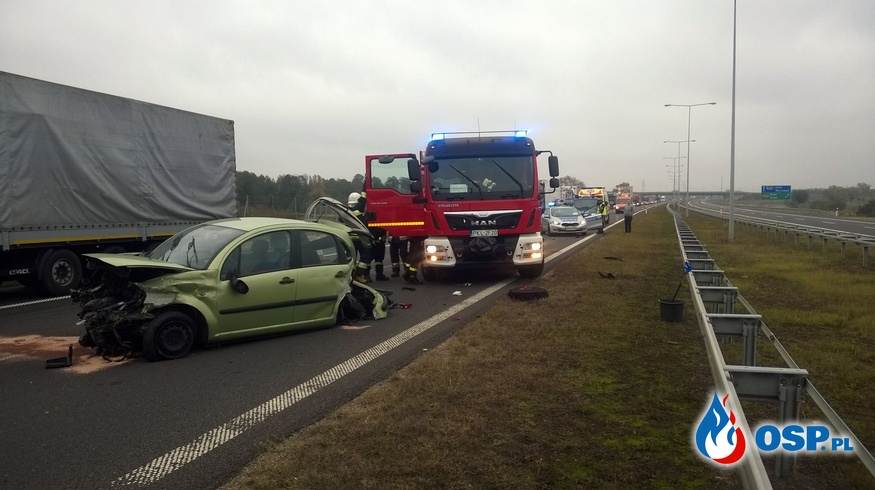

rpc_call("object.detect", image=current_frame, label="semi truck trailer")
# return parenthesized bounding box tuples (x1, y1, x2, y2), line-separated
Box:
(0, 72, 237, 295)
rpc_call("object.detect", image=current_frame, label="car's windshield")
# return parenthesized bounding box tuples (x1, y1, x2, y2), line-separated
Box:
(147, 224, 244, 269)
(573, 198, 599, 213)
(429, 155, 534, 201)
(551, 207, 580, 217)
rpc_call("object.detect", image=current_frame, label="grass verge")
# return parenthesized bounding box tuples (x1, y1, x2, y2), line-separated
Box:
(225, 209, 733, 489)
(685, 211, 875, 488)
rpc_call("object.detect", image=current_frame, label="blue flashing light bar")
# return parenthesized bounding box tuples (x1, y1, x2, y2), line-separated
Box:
(430, 129, 528, 141)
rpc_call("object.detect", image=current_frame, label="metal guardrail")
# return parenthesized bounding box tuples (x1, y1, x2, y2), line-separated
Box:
(681, 201, 875, 265)
(670, 207, 875, 487)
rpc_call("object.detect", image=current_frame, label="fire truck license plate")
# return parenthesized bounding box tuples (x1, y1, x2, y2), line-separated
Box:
(470, 229, 498, 237)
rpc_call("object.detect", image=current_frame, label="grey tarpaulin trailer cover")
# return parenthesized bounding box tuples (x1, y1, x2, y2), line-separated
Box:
(0, 71, 236, 294)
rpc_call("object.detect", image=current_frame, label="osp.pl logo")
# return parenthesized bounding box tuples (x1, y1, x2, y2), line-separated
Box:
(694, 393, 747, 465)
(693, 392, 856, 467)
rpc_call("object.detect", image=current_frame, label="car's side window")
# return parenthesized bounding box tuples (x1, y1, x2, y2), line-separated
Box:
(296, 230, 345, 267)
(220, 230, 292, 279)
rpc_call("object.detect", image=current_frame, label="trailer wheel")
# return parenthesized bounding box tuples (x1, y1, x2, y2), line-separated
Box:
(517, 263, 544, 278)
(143, 311, 196, 361)
(39, 249, 82, 296)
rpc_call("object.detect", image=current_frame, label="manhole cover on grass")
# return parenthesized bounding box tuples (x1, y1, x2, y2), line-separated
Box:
(508, 286, 549, 301)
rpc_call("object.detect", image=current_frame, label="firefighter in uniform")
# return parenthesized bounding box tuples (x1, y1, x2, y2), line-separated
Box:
(400, 237, 423, 284)
(389, 236, 402, 277)
(599, 199, 610, 228)
(347, 192, 372, 283)
(369, 228, 390, 281)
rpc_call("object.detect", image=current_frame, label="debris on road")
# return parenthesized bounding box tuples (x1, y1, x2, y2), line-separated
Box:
(508, 285, 549, 301)
(598, 271, 616, 279)
(401, 286, 417, 291)
(452, 291, 463, 296)
(603, 256, 623, 261)
(0, 335, 130, 374)
(45, 345, 74, 369)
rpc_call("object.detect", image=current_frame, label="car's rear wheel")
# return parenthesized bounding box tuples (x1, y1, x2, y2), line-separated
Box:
(143, 311, 195, 361)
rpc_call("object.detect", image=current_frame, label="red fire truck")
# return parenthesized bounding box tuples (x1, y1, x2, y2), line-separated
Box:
(364, 130, 560, 280)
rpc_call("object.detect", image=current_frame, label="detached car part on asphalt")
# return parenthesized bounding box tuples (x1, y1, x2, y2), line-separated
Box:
(73, 198, 388, 362)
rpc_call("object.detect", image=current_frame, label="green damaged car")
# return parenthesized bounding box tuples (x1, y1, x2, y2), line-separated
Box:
(73, 198, 388, 361)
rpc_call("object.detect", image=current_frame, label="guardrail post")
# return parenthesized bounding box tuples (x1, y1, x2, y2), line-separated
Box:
(840, 241, 847, 258)
(864, 246, 869, 266)
(776, 378, 805, 478)
(726, 366, 808, 480)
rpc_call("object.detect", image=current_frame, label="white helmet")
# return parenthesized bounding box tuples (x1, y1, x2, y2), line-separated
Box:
(347, 192, 362, 208)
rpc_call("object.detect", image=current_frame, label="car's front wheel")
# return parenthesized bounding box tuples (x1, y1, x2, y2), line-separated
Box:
(143, 311, 196, 361)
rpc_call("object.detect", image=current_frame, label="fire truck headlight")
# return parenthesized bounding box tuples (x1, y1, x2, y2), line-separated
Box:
(426, 245, 438, 254)
(531, 252, 542, 259)
(429, 255, 438, 261)
(530, 242, 542, 251)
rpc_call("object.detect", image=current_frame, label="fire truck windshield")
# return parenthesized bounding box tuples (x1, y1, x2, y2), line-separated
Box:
(428, 156, 534, 201)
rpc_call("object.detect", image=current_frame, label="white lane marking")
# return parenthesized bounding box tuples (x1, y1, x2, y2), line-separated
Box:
(866, 226, 875, 231)
(112, 205, 655, 487)
(113, 278, 514, 486)
(0, 295, 71, 311)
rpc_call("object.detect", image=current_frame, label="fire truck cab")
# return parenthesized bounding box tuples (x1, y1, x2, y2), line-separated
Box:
(365, 131, 559, 280)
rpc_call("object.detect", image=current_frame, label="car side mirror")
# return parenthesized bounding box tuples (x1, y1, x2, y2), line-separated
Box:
(230, 275, 249, 294)
(410, 181, 422, 194)
(407, 158, 420, 181)
(549, 177, 560, 188)
(548, 155, 559, 177)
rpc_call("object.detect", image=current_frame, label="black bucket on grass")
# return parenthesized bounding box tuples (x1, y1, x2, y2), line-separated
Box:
(659, 299, 684, 322)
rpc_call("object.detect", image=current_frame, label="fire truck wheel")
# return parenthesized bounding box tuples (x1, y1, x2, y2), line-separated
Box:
(517, 263, 544, 278)
(421, 267, 446, 282)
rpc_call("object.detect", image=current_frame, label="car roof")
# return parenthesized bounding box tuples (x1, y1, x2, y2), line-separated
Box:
(551, 206, 577, 211)
(206, 217, 309, 231)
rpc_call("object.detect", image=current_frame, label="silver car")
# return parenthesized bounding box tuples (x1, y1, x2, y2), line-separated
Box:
(542, 206, 586, 236)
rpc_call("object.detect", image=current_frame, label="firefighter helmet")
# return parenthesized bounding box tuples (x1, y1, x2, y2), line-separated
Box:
(347, 192, 362, 208)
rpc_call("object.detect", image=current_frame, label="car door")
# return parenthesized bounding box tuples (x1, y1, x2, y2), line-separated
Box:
(291, 229, 352, 325)
(213, 230, 298, 338)
(364, 153, 429, 238)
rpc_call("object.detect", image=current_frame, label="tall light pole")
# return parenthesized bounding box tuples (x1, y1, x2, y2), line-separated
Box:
(729, 0, 737, 240)
(664, 140, 694, 205)
(665, 102, 717, 215)
(664, 157, 687, 198)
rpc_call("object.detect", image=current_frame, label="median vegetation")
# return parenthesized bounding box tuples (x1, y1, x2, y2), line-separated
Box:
(685, 211, 875, 485)
(226, 209, 733, 488)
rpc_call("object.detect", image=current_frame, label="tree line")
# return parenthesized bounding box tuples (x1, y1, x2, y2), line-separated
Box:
(235, 171, 365, 216)
(789, 183, 875, 216)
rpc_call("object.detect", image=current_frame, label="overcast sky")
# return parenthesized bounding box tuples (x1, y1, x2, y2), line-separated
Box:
(2, 0, 873, 192)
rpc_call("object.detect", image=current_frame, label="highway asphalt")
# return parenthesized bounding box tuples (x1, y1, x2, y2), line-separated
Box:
(0, 212, 644, 489)
(689, 199, 875, 238)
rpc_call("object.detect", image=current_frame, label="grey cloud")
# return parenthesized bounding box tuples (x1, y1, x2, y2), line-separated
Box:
(1, 0, 872, 191)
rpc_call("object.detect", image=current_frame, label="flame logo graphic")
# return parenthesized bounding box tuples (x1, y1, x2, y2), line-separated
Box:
(695, 393, 746, 465)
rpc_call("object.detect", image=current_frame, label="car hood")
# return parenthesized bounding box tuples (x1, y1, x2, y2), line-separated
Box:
(83, 253, 195, 273)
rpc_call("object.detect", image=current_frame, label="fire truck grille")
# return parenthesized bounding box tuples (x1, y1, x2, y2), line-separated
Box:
(443, 211, 521, 231)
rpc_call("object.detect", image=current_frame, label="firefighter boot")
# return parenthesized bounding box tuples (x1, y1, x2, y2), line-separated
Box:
(391, 263, 400, 277)
(403, 264, 421, 284)
(375, 264, 389, 281)
(355, 265, 370, 283)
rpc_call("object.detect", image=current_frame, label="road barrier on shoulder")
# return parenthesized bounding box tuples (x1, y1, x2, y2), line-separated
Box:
(671, 208, 875, 487)
(681, 201, 875, 265)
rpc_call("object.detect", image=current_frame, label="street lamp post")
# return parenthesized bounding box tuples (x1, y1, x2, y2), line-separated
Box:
(665, 102, 717, 215)
(729, 0, 738, 240)
(664, 140, 695, 206)
(664, 157, 687, 200)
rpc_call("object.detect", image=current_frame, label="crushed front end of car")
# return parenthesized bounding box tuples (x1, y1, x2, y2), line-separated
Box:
(71, 255, 193, 359)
